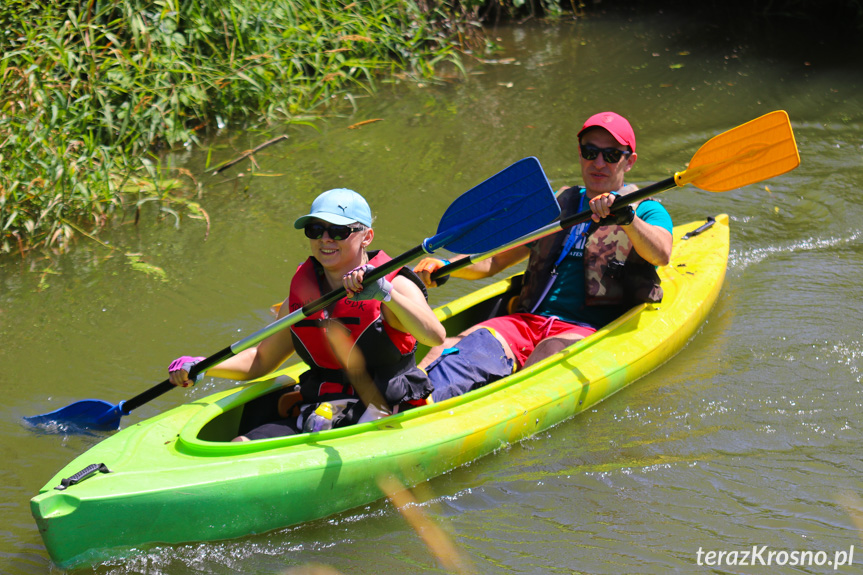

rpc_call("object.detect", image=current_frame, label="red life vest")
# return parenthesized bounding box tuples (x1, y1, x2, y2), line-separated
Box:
(288, 250, 433, 413)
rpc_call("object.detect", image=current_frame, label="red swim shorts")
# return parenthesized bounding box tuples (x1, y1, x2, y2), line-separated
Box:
(476, 313, 596, 369)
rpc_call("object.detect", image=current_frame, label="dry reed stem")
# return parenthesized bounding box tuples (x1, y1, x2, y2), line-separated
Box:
(837, 491, 863, 544)
(212, 135, 290, 175)
(378, 476, 475, 575)
(347, 118, 383, 129)
(324, 322, 389, 414)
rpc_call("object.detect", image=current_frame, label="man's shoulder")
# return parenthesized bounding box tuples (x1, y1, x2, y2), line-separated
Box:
(555, 185, 584, 198)
(555, 186, 584, 215)
(635, 199, 673, 232)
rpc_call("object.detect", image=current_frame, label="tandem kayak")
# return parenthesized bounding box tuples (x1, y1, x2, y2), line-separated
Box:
(31, 214, 730, 568)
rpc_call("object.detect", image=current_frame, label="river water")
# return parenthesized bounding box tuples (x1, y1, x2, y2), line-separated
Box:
(3, 9, 863, 575)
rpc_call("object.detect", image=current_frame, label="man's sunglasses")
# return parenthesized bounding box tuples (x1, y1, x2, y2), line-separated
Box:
(303, 222, 364, 241)
(579, 144, 632, 164)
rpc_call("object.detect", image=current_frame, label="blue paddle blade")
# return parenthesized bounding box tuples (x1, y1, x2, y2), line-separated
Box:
(427, 157, 559, 254)
(24, 400, 124, 432)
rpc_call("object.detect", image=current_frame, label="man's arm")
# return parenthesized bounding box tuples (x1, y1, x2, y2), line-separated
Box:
(589, 193, 673, 267)
(413, 244, 532, 287)
(623, 217, 672, 267)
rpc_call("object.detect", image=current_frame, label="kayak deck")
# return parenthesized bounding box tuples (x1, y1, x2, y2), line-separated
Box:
(31, 215, 729, 568)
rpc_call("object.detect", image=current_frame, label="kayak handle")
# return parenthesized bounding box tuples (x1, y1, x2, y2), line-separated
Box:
(682, 216, 716, 240)
(55, 463, 111, 491)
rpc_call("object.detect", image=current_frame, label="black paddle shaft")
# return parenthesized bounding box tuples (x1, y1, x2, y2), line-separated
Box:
(431, 176, 677, 282)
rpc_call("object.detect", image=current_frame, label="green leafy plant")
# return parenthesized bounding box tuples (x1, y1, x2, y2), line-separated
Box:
(1, 0, 476, 258)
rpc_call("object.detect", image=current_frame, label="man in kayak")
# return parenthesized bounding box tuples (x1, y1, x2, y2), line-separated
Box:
(168, 189, 445, 439)
(414, 111, 673, 401)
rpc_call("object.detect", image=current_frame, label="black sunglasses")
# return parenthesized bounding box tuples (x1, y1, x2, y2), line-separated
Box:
(303, 222, 363, 241)
(579, 143, 631, 164)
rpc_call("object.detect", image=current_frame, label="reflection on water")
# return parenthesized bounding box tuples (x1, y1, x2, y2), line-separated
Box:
(2, 9, 863, 575)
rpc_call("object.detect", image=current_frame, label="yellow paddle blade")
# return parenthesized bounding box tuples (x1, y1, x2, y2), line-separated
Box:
(675, 110, 800, 192)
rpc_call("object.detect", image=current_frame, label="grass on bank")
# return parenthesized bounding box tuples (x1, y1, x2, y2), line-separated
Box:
(5, 0, 860, 263)
(0, 0, 485, 258)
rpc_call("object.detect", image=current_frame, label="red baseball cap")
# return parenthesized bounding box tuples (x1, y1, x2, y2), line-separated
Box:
(577, 112, 636, 152)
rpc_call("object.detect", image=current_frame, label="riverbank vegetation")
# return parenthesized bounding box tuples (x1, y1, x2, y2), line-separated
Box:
(0, 0, 486, 258)
(3, 0, 860, 260)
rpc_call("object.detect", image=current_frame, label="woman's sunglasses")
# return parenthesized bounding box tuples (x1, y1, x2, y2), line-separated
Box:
(304, 222, 363, 241)
(579, 144, 632, 164)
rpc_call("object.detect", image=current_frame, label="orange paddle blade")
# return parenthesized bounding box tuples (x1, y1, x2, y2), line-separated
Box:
(675, 110, 800, 192)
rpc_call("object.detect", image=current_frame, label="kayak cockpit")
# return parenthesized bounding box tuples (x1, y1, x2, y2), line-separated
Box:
(177, 276, 526, 452)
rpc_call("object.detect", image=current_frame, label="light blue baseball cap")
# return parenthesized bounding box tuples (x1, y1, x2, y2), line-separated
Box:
(293, 188, 373, 229)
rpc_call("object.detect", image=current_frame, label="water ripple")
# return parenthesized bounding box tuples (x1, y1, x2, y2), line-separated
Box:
(729, 230, 863, 270)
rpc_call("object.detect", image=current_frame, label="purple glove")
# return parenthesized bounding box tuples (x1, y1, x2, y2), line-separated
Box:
(168, 356, 206, 385)
(350, 264, 392, 302)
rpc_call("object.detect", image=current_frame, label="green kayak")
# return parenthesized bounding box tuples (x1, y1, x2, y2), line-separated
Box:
(31, 214, 730, 568)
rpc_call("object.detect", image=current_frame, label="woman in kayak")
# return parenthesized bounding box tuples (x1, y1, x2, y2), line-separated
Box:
(168, 188, 445, 440)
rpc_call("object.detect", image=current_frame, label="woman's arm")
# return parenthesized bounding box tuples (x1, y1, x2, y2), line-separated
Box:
(379, 275, 446, 347)
(169, 298, 296, 386)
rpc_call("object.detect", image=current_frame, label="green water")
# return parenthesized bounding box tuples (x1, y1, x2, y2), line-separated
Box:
(2, 10, 862, 575)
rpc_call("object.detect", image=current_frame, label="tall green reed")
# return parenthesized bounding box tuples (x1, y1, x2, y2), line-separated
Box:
(0, 0, 479, 257)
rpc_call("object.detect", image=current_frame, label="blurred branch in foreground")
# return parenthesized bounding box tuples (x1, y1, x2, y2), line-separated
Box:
(379, 475, 476, 575)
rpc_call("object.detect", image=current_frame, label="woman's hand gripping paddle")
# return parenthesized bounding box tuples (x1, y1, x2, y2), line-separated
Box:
(432, 110, 800, 283)
(24, 158, 560, 433)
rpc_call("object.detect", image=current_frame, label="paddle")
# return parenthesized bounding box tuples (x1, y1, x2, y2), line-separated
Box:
(24, 157, 560, 432)
(431, 110, 800, 282)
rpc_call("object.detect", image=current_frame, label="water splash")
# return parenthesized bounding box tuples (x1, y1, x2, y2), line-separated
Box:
(729, 229, 863, 271)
